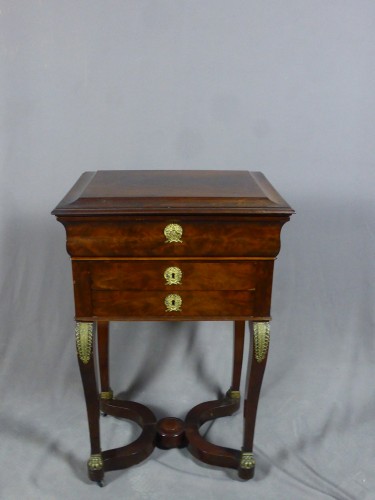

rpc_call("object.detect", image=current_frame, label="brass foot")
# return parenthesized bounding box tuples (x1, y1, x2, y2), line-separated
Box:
(240, 451, 255, 469)
(88, 453, 104, 472)
(238, 451, 255, 480)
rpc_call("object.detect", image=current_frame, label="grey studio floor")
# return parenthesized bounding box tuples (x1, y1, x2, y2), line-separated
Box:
(1, 2, 375, 499)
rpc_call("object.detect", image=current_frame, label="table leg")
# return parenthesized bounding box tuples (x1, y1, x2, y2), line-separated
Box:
(239, 321, 270, 480)
(75, 321, 104, 484)
(97, 321, 113, 401)
(227, 321, 245, 400)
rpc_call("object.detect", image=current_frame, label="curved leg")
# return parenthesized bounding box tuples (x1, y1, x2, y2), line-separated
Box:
(185, 321, 243, 470)
(100, 399, 157, 470)
(185, 398, 241, 469)
(227, 321, 245, 400)
(76, 321, 157, 483)
(238, 321, 270, 480)
(97, 321, 113, 403)
(75, 322, 104, 483)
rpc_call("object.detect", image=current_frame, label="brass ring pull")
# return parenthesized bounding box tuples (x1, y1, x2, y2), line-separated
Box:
(165, 294, 182, 312)
(164, 267, 182, 285)
(164, 223, 183, 243)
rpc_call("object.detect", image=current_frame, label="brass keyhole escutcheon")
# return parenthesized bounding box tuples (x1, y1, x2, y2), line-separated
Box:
(164, 223, 183, 243)
(164, 267, 182, 286)
(165, 294, 182, 312)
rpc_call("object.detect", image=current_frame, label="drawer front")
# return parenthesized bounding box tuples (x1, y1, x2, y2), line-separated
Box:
(89, 260, 258, 291)
(64, 216, 284, 257)
(91, 290, 255, 319)
(72, 259, 274, 320)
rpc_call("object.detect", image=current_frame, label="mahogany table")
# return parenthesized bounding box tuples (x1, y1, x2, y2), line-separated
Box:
(52, 170, 293, 485)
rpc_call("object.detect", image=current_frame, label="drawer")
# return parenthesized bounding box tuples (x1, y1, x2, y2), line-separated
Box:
(72, 259, 274, 320)
(91, 290, 255, 319)
(89, 260, 258, 291)
(64, 216, 284, 257)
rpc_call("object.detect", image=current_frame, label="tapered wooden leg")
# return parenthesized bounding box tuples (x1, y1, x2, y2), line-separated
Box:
(97, 321, 113, 400)
(75, 321, 104, 483)
(238, 321, 270, 480)
(227, 321, 245, 400)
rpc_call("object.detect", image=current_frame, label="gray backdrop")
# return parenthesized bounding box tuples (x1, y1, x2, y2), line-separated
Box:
(1, 1, 374, 499)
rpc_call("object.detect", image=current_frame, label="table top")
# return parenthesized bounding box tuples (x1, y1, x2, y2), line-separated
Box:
(52, 170, 293, 216)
